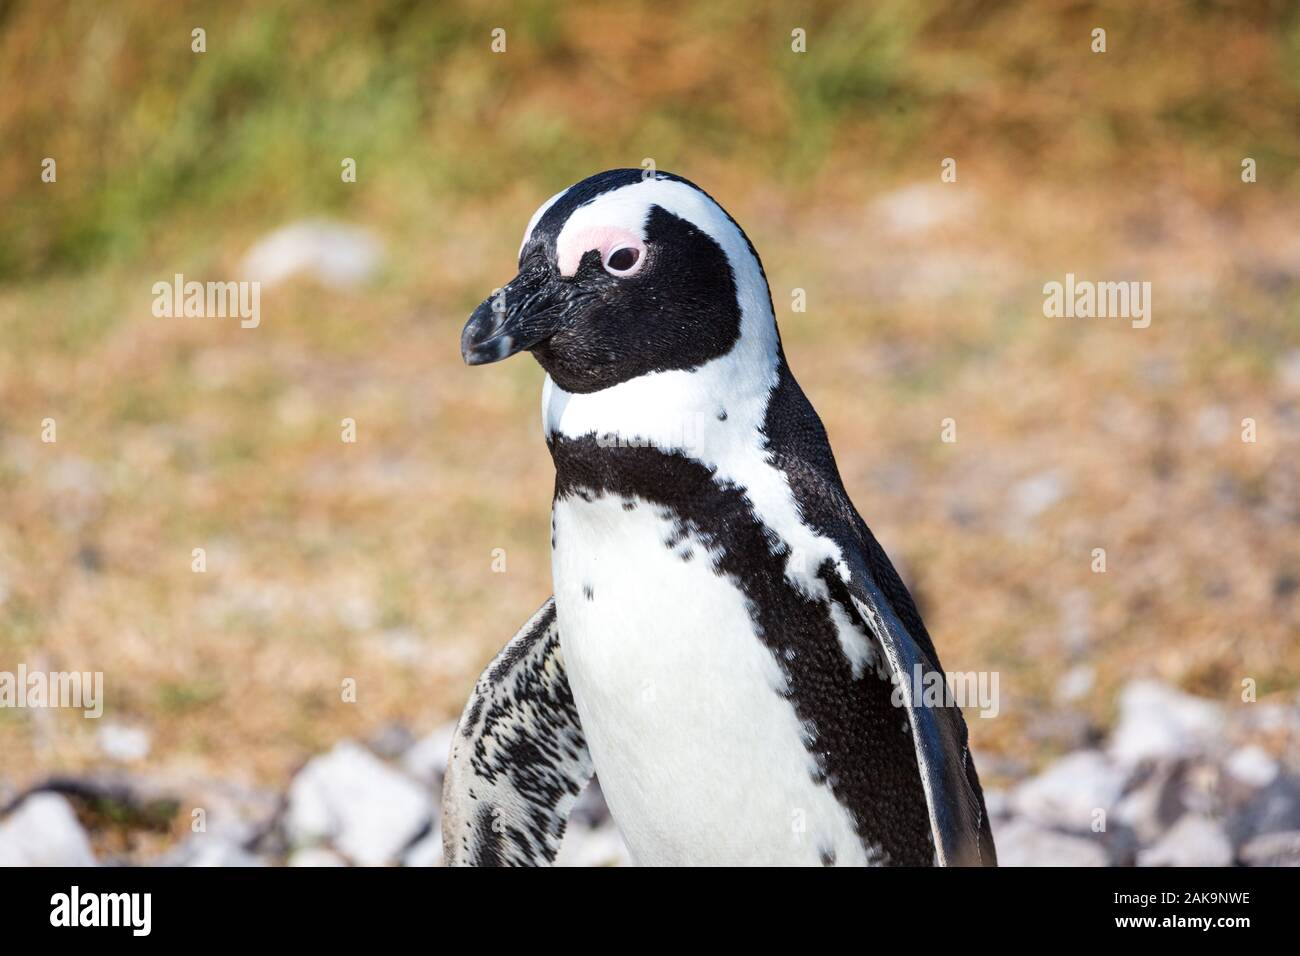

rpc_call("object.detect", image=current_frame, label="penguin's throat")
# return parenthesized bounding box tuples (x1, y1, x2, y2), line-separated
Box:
(541, 353, 779, 466)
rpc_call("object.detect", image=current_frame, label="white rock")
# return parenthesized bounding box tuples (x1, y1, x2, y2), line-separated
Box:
(555, 824, 633, 868)
(240, 220, 383, 290)
(374, 628, 425, 664)
(1227, 776, 1300, 841)
(870, 184, 971, 236)
(1225, 745, 1279, 788)
(992, 819, 1108, 867)
(98, 723, 151, 762)
(1012, 750, 1127, 830)
(401, 826, 444, 867)
(178, 836, 265, 867)
(1109, 680, 1224, 766)
(1138, 814, 1233, 867)
(1241, 702, 1299, 733)
(401, 723, 457, 786)
(1055, 664, 1096, 703)
(1008, 470, 1068, 523)
(0, 793, 96, 866)
(289, 847, 347, 867)
(1114, 765, 1183, 844)
(1239, 830, 1300, 867)
(368, 722, 416, 759)
(285, 741, 432, 866)
(186, 782, 281, 847)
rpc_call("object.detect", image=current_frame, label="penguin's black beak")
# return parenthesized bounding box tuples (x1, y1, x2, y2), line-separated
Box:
(461, 267, 568, 366)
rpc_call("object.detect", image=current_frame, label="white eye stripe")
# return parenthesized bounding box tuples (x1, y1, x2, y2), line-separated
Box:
(519, 187, 570, 260)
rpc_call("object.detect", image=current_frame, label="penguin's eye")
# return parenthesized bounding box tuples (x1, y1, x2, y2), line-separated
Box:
(604, 246, 641, 275)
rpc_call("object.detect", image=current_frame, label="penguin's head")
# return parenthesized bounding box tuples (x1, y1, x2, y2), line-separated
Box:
(461, 169, 775, 394)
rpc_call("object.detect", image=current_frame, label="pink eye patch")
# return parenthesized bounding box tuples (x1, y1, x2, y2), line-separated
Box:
(556, 225, 647, 277)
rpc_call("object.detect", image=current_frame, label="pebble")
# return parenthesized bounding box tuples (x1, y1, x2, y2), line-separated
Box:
(1114, 764, 1185, 844)
(289, 847, 348, 867)
(240, 220, 383, 290)
(284, 741, 433, 866)
(98, 723, 152, 762)
(13, 678, 1300, 867)
(0, 793, 97, 866)
(171, 835, 265, 867)
(1109, 680, 1224, 766)
(1011, 750, 1127, 831)
(991, 819, 1109, 867)
(401, 826, 444, 867)
(1137, 814, 1233, 867)
(556, 823, 633, 868)
(1005, 470, 1069, 530)
(1055, 664, 1096, 704)
(1238, 829, 1300, 866)
(401, 723, 457, 787)
(1224, 745, 1279, 788)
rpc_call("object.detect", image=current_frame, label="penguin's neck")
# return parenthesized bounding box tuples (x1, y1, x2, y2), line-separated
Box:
(544, 346, 851, 602)
(543, 350, 777, 475)
(541, 298, 783, 453)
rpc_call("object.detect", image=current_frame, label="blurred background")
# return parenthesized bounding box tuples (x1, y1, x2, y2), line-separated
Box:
(1, 0, 1299, 865)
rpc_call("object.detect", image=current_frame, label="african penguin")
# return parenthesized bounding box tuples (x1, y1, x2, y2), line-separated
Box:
(443, 169, 997, 867)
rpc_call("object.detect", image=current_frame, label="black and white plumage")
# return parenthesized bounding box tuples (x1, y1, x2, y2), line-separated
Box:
(446, 169, 997, 866)
(442, 598, 591, 865)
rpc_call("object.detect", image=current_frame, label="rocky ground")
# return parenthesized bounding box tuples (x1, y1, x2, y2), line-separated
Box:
(2, 678, 1298, 867)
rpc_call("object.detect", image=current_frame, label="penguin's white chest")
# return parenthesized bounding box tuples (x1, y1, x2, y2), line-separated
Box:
(551, 492, 871, 866)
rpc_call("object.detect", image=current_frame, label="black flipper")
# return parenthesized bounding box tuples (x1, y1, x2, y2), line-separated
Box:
(841, 561, 996, 866)
(763, 359, 997, 866)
